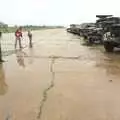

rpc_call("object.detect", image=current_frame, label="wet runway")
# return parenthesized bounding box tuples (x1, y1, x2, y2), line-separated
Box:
(0, 29, 120, 120)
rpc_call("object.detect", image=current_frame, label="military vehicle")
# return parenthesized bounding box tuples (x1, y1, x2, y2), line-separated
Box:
(96, 15, 120, 33)
(67, 23, 96, 36)
(66, 24, 81, 35)
(103, 24, 120, 52)
(87, 28, 103, 44)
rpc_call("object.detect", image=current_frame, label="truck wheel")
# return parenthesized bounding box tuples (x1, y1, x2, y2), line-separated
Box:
(88, 37, 94, 45)
(100, 39, 103, 44)
(104, 42, 114, 52)
(84, 35, 87, 39)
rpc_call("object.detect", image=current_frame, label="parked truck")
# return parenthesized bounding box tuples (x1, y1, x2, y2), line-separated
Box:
(103, 24, 120, 52)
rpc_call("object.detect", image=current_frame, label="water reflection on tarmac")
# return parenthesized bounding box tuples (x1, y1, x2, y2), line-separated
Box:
(0, 29, 120, 120)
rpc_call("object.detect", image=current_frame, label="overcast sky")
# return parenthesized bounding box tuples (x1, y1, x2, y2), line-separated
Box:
(0, 0, 120, 26)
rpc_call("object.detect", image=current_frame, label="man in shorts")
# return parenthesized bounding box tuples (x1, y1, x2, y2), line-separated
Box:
(15, 27, 23, 49)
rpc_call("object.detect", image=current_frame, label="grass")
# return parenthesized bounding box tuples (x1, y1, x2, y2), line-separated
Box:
(0, 26, 64, 33)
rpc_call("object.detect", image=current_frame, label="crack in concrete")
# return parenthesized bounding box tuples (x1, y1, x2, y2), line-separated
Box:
(35, 55, 80, 120)
(24, 55, 80, 60)
(37, 57, 55, 120)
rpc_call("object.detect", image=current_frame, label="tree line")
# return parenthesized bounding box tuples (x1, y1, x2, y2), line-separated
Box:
(0, 22, 64, 33)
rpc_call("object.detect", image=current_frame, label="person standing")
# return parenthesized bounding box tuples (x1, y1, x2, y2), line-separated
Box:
(27, 30, 32, 48)
(0, 32, 2, 38)
(15, 27, 23, 49)
(0, 31, 3, 62)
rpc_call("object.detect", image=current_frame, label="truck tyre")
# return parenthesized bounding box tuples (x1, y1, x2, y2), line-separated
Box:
(88, 37, 94, 45)
(104, 42, 114, 52)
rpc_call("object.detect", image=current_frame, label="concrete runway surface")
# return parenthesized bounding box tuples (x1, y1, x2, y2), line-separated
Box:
(0, 29, 120, 120)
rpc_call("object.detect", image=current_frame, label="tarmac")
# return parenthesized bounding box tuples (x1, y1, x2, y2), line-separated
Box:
(0, 29, 120, 120)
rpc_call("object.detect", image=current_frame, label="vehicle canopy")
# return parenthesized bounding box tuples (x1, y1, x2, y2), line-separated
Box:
(111, 24, 120, 28)
(110, 24, 120, 37)
(96, 17, 120, 29)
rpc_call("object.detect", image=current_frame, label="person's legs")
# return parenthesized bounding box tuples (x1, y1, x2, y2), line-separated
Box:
(18, 38, 22, 48)
(15, 37, 18, 48)
(29, 36, 32, 48)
